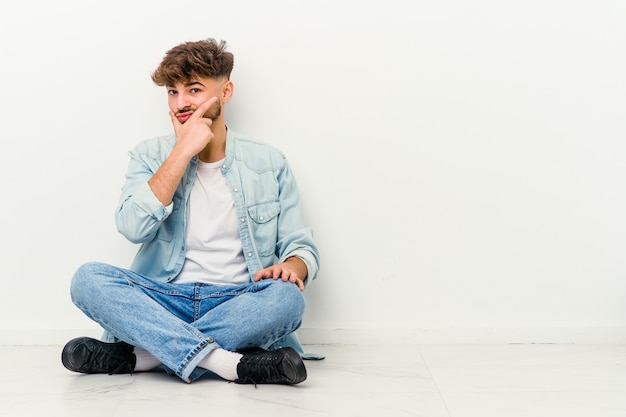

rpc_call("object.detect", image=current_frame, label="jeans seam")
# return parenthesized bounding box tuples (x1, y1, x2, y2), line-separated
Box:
(178, 338, 216, 383)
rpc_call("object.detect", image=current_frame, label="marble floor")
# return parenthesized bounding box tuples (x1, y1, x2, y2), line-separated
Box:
(1, 343, 625, 417)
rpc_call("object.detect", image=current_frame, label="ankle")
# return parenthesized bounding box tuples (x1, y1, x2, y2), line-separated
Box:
(133, 347, 162, 371)
(198, 348, 242, 381)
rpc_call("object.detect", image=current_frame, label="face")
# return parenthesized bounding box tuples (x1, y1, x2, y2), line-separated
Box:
(167, 77, 227, 124)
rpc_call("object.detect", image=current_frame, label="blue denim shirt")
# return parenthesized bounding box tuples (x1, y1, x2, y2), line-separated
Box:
(106, 129, 323, 359)
(115, 129, 319, 284)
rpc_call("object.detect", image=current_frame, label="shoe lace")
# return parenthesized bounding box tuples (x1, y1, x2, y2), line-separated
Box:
(239, 353, 283, 385)
(83, 344, 132, 375)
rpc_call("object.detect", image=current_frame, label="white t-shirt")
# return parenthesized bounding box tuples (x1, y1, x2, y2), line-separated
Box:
(172, 158, 249, 285)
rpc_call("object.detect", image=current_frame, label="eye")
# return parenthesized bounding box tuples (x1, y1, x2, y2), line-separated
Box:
(168, 89, 178, 96)
(190, 88, 201, 94)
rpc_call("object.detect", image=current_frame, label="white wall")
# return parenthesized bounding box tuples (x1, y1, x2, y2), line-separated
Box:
(1, 0, 625, 345)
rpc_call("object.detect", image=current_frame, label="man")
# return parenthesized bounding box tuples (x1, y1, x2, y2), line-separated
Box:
(61, 38, 320, 385)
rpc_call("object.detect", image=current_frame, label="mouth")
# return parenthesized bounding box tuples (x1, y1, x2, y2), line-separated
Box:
(176, 110, 194, 123)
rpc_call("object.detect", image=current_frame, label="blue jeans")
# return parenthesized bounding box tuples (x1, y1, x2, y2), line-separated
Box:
(70, 262, 305, 383)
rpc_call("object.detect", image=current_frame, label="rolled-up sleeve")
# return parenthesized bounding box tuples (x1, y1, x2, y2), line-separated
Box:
(115, 149, 174, 244)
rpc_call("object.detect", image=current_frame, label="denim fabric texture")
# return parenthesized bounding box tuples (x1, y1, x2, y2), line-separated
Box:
(71, 130, 322, 381)
(114, 129, 319, 284)
(71, 262, 305, 382)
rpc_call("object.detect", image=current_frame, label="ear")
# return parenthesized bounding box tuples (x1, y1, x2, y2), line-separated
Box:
(222, 80, 234, 103)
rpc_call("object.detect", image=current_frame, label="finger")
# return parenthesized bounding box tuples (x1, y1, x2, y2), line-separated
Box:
(254, 268, 270, 282)
(169, 110, 182, 129)
(295, 278, 305, 291)
(189, 96, 217, 120)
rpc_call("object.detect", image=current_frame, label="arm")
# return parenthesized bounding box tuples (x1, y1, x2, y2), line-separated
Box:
(149, 97, 217, 205)
(116, 98, 217, 242)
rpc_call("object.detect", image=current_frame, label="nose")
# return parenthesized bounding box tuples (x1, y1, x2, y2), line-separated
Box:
(175, 92, 192, 111)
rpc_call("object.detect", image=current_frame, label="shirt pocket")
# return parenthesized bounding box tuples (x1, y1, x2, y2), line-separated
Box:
(247, 201, 280, 257)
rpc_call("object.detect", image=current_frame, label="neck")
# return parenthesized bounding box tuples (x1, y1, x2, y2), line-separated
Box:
(198, 122, 227, 163)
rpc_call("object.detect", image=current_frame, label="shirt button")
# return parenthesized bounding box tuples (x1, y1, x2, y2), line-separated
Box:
(233, 188, 238, 192)
(240, 218, 245, 223)
(247, 252, 253, 257)
(259, 216, 264, 221)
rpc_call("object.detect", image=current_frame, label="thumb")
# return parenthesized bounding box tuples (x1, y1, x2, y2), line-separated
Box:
(169, 110, 182, 130)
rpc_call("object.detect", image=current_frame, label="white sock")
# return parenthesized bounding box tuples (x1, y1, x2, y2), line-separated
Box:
(133, 347, 163, 371)
(198, 348, 243, 381)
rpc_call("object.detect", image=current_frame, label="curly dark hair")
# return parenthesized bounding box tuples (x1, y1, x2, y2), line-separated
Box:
(151, 38, 234, 86)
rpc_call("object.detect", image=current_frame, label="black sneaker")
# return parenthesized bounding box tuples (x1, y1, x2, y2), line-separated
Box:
(235, 347, 307, 385)
(61, 337, 136, 375)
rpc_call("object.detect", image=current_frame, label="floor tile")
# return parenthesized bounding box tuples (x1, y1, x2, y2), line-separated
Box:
(441, 391, 626, 417)
(419, 344, 626, 392)
(0, 344, 449, 417)
(1, 343, 624, 417)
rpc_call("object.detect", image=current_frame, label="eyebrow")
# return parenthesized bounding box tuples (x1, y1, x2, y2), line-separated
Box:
(167, 81, 206, 90)
(184, 81, 205, 88)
